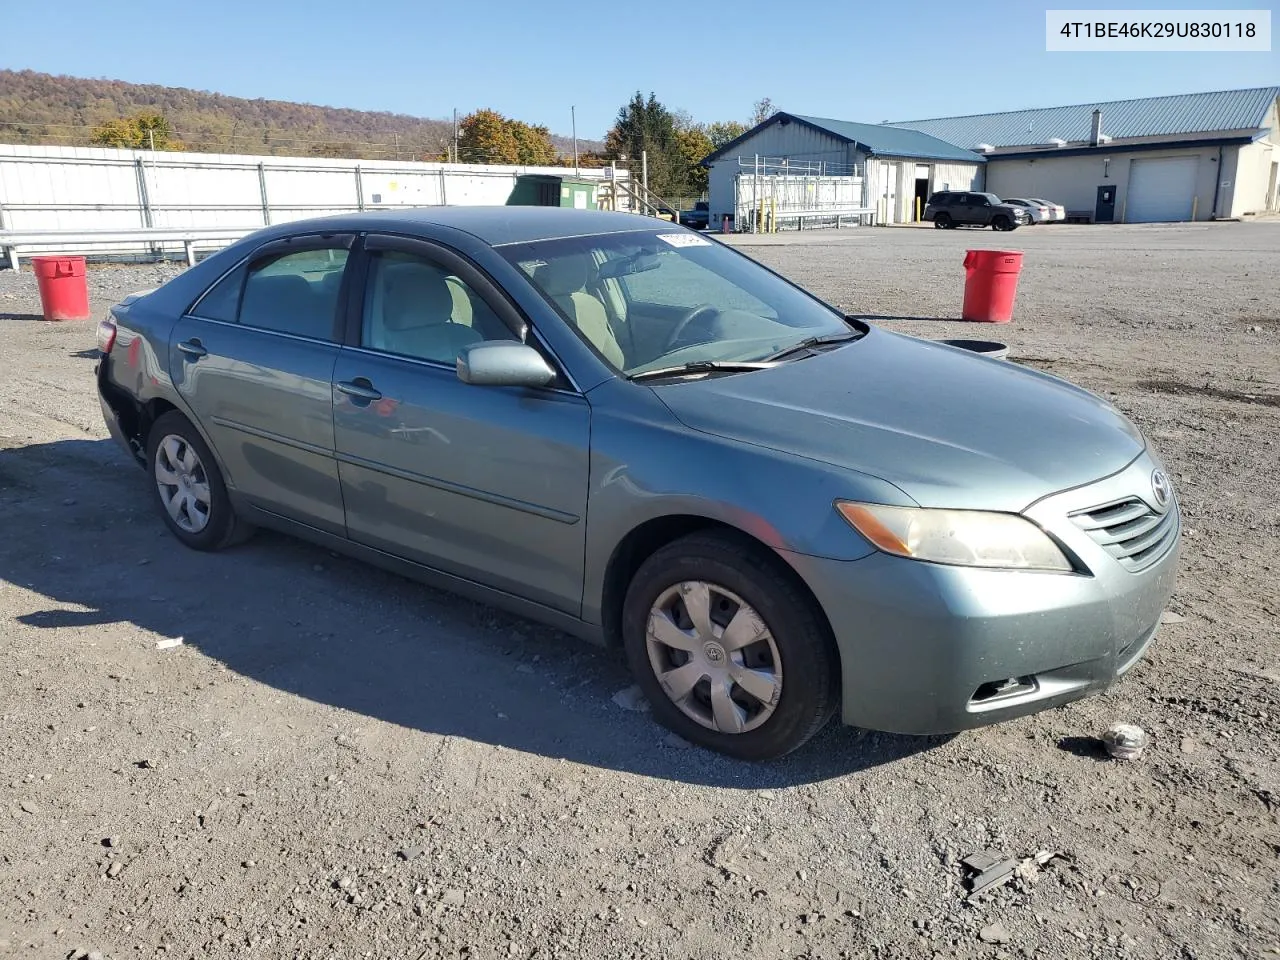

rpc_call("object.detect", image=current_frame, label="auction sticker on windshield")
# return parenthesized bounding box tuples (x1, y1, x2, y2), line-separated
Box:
(656, 233, 712, 247)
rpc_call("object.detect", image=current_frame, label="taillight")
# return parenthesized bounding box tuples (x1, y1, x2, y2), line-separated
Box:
(97, 318, 118, 354)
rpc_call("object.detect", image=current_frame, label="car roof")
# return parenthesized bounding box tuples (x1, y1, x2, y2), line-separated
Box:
(267, 206, 670, 247)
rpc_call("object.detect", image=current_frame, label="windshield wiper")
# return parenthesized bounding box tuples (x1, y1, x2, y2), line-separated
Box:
(628, 360, 777, 382)
(764, 330, 861, 362)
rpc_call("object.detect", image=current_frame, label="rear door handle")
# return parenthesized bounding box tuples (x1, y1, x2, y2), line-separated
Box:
(336, 378, 383, 402)
(177, 339, 207, 359)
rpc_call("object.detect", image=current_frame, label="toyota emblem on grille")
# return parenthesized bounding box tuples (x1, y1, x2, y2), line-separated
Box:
(1150, 469, 1171, 509)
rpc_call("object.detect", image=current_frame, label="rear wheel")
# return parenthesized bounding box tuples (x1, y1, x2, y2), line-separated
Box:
(146, 411, 252, 551)
(621, 531, 840, 760)
(934, 212, 952, 229)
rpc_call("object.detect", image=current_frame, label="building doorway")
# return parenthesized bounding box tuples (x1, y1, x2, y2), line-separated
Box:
(913, 165, 932, 221)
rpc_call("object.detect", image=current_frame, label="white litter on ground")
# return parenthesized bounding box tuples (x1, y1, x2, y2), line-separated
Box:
(154, 637, 184, 650)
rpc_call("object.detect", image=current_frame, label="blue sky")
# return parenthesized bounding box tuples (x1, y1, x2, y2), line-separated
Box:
(3, 0, 1276, 138)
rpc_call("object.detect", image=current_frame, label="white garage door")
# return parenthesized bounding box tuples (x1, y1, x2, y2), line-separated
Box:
(1126, 156, 1199, 222)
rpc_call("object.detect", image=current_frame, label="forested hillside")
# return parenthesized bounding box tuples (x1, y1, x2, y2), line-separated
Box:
(0, 70, 601, 160)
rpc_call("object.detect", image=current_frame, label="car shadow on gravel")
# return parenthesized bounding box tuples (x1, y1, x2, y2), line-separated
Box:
(0, 436, 952, 789)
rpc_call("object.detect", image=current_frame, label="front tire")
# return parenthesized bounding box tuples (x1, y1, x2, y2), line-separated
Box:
(621, 532, 840, 760)
(992, 215, 1013, 231)
(146, 411, 252, 551)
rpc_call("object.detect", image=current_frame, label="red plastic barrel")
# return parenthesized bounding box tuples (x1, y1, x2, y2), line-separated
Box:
(31, 255, 91, 321)
(961, 249, 1023, 323)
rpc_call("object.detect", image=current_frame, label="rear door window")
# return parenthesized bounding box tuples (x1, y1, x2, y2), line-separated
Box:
(238, 248, 350, 340)
(190, 264, 246, 322)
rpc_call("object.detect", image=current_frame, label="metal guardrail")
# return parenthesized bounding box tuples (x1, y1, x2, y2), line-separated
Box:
(0, 227, 255, 271)
(771, 207, 877, 229)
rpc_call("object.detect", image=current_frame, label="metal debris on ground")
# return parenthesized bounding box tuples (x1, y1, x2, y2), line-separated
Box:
(154, 636, 184, 650)
(961, 849, 1059, 898)
(1102, 723, 1148, 760)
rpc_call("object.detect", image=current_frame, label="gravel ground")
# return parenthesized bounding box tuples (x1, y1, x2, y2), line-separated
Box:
(1, 222, 1278, 960)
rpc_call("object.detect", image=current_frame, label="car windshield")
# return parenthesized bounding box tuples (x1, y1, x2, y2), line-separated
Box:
(498, 228, 853, 377)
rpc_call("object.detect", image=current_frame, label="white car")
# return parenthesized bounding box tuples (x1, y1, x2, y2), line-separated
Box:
(1002, 198, 1053, 224)
(1029, 197, 1067, 221)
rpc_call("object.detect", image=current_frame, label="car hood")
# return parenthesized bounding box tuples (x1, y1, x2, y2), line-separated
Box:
(652, 328, 1145, 511)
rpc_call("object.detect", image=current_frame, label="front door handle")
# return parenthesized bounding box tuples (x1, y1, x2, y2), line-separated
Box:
(336, 378, 383, 402)
(176, 339, 207, 359)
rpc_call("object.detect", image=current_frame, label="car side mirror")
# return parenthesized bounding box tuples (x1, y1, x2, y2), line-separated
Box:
(456, 341, 556, 388)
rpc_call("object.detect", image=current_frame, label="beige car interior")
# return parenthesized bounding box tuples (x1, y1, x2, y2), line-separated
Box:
(365, 258, 484, 363)
(533, 254, 626, 368)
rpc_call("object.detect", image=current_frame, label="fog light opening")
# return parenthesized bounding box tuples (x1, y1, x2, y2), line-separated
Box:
(971, 676, 1038, 704)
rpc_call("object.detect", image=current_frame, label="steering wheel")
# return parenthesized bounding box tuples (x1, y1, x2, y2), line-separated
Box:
(663, 303, 720, 353)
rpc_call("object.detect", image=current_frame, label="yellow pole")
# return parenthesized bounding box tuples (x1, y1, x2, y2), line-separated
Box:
(770, 197, 777, 232)
(916, 196, 922, 222)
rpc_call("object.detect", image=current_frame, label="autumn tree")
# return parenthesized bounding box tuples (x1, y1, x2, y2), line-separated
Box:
(456, 109, 559, 165)
(509, 119, 559, 165)
(674, 122, 714, 195)
(456, 109, 517, 163)
(90, 110, 182, 150)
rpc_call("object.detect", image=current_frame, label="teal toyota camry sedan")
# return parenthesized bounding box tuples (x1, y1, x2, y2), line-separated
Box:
(96, 207, 1180, 760)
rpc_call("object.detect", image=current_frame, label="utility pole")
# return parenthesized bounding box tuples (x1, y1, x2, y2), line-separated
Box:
(571, 105, 579, 175)
(452, 108, 459, 164)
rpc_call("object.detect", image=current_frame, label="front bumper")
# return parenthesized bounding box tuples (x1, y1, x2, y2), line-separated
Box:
(784, 452, 1180, 735)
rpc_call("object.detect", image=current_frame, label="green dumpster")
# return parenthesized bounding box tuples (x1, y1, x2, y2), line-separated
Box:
(506, 174, 598, 210)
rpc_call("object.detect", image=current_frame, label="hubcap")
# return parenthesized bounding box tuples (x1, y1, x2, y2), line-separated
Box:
(154, 434, 212, 534)
(645, 581, 783, 735)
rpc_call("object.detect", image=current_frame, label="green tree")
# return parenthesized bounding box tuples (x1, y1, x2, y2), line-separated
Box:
(605, 91, 684, 198)
(706, 120, 747, 148)
(457, 108, 520, 164)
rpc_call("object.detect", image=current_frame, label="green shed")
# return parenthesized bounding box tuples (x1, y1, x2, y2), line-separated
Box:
(506, 174, 598, 210)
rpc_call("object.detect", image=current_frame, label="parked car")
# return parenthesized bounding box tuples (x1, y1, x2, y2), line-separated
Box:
(923, 191, 1030, 230)
(1029, 197, 1067, 221)
(96, 207, 1180, 760)
(1002, 198, 1053, 224)
(678, 200, 709, 230)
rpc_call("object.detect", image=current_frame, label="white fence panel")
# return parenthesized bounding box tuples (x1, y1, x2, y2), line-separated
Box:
(145, 161, 262, 228)
(0, 144, 629, 261)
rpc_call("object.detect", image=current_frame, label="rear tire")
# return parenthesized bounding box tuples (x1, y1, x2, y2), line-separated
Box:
(621, 531, 840, 760)
(934, 213, 952, 229)
(146, 410, 253, 551)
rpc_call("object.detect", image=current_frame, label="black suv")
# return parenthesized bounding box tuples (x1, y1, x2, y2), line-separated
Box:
(923, 191, 1029, 231)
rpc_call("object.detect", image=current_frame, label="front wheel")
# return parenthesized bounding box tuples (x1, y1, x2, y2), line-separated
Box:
(621, 532, 840, 760)
(992, 215, 1013, 231)
(146, 411, 253, 551)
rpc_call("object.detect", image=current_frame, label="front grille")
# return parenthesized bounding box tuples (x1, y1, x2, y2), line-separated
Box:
(1070, 496, 1178, 572)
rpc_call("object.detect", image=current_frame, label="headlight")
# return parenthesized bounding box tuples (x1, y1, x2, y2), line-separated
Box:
(836, 502, 1073, 572)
